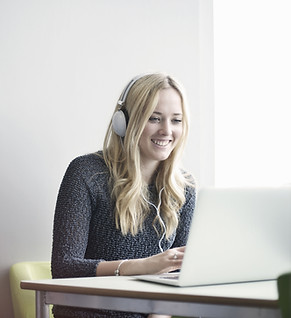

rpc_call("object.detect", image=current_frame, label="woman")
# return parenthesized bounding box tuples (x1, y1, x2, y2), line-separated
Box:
(51, 73, 196, 318)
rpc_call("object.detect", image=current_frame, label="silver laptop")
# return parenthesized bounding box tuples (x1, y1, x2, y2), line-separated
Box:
(136, 186, 291, 287)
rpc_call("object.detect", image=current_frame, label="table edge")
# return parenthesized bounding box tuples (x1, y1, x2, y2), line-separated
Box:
(20, 279, 278, 309)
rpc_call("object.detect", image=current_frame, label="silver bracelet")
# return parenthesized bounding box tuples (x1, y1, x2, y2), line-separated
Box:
(114, 259, 128, 276)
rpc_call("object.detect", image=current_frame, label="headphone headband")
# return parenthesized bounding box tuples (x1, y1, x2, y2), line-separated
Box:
(117, 73, 148, 107)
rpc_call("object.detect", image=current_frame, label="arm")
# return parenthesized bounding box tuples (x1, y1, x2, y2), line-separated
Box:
(51, 157, 103, 278)
(96, 246, 185, 276)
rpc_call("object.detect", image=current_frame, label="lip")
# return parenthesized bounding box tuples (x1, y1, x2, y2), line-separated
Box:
(151, 139, 172, 147)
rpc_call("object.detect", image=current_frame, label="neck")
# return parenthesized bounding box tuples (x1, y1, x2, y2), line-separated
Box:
(141, 161, 160, 184)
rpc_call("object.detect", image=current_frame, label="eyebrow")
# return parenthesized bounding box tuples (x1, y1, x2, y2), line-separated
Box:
(153, 111, 183, 116)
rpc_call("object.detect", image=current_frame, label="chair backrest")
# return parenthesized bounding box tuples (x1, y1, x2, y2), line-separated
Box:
(277, 272, 291, 318)
(9, 261, 52, 318)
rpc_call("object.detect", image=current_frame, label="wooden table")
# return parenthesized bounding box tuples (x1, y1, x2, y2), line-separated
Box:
(21, 276, 281, 318)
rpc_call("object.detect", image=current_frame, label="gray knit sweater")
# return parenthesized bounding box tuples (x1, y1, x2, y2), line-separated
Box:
(51, 152, 196, 318)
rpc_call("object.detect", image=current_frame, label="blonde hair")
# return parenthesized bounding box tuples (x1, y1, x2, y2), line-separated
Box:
(103, 73, 194, 238)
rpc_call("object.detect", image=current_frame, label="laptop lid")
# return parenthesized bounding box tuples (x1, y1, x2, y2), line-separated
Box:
(178, 186, 291, 286)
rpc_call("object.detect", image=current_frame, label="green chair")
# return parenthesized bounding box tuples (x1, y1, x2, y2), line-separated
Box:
(9, 261, 53, 318)
(277, 272, 291, 318)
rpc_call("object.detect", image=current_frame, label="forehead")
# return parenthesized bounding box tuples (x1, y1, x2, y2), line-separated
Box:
(154, 88, 182, 113)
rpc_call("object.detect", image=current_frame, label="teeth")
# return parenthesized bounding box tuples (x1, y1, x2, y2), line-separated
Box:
(152, 140, 170, 146)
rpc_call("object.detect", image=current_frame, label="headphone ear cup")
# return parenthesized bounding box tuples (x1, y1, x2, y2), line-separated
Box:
(112, 109, 127, 137)
(112, 74, 146, 138)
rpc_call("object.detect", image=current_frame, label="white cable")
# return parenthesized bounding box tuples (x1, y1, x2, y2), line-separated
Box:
(142, 187, 166, 253)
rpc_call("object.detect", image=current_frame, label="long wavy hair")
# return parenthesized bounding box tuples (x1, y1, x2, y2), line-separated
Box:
(103, 73, 194, 238)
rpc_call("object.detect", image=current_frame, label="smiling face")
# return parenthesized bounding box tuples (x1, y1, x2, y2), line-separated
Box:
(139, 87, 183, 174)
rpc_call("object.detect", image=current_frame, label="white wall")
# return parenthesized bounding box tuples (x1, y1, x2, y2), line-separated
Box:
(214, 0, 291, 186)
(0, 1, 213, 317)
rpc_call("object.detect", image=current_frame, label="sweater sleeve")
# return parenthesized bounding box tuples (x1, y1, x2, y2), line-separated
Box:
(51, 157, 104, 278)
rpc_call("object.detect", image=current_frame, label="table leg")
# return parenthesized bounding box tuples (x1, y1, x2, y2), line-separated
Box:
(36, 291, 50, 318)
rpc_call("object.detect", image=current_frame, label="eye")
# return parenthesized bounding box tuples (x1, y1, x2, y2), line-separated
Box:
(172, 118, 182, 124)
(149, 116, 161, 123)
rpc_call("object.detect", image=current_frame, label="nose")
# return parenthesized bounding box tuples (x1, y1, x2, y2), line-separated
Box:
(159, 120, 171, 135)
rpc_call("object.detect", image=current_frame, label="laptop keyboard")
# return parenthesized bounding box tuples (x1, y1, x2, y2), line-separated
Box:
(159, 274, 180, 280)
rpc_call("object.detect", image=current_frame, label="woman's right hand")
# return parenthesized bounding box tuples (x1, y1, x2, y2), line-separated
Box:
(122, 246, 186, 276)
(96, 246, 185, 277)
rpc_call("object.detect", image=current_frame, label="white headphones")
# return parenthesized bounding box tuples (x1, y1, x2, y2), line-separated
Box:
(112, 74, 147, 137)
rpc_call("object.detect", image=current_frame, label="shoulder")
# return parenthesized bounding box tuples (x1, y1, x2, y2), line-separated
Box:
(65, 151, 109, 180)
(180, 169, 196, 190)
(70, 151, 106, 169)
(179, 169, 196, 207)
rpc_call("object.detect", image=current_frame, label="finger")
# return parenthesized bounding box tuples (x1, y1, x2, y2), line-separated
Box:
(172, 251, 179, 260)
(175, 246, 186, 252)
(170, 250, 184, 261)
(169, 246, 185, 259)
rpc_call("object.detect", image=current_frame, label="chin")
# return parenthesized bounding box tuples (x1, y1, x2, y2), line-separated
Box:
(154, 153, 172, 162)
